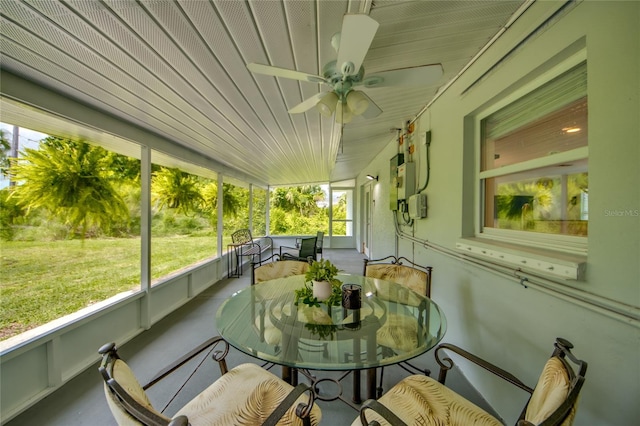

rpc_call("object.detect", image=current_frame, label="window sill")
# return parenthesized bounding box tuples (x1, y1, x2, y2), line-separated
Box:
(456, 237, 586, 281)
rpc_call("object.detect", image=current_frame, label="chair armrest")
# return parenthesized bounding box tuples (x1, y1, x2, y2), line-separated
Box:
(435, 343, 534, 393)
(168, 416, 189, 426)
(359, 399, 408, 426)
(262, 383, 316, 426)
(143, 336, 229, 389)
(257, 235, 273, 246)
(279, 245, 298, 256)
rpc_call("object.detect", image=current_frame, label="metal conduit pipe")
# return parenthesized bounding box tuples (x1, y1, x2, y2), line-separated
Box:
(393, 216, 640, 325)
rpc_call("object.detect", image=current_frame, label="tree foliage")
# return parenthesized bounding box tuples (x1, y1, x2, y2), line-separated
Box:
(4, 134, 339, 241)
(152, 167, 203, 214)
(10, 137, 129, 239)
(271, 185, 325, 216)
(0, 130, 10, 178)
(269, 185, 329, 235)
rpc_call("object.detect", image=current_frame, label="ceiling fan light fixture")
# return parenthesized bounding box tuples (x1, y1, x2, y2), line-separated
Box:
(335, 101, 353, 123)
(346, 90, 369, 115)
(316, 92, 339, 117)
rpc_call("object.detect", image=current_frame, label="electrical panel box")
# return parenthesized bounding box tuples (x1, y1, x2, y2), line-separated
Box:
(389, 154, 404, 211)
(408, 193, 427, 219)
(397, 162, 415, 201)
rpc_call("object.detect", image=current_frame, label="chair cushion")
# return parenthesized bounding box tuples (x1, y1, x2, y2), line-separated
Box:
(352, 375, 501, 426)
(366, 264, 428, 306)
(254, 303, 333, 346)
(342, 303, 422, 353)
(255, 261, 309, 283)
(376, 313, 422, 353)
(106, 359, 171, 425)
(176, 363, 321, 425)
(525, 357, 570, 424)
(254, 314, 282, 346)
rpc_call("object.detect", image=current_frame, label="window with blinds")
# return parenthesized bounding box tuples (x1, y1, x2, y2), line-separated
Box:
(479, 61, 588, 240)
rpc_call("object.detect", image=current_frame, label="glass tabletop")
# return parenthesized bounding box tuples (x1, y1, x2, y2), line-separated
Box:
(216, 273, 446, 371)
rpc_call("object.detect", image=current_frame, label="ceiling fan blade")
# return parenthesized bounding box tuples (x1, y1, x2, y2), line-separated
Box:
(362, 64, 444, 88)
(288, 92, 329, 114)
(336, 14, 379, 75)
(359, 93, 382, 119)
(247, 63, 327, 84)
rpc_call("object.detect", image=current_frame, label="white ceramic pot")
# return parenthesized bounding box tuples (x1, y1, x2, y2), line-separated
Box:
(312, 280, 332, 301)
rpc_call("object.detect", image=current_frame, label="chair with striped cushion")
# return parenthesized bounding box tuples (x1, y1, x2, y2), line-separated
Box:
(355, 337, 586, 426)
(99, 337, 321, 426)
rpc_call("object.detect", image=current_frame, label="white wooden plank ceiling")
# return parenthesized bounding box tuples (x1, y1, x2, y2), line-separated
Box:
(0, 0, 527, 186)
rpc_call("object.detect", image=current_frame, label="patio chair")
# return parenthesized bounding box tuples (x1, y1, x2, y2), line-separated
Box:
(251, 254, 327, 362)
(355, 337, 587, 426)
(280, 236, 318, 262)
(363, 255, 433, 395)
(98, 337, 321, 426)
(252, 253, 311, 285)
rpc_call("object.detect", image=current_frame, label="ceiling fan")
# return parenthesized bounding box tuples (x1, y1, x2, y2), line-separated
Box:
(247, 14, 443, 124)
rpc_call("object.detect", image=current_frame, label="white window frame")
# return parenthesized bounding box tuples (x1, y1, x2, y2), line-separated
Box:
(464, 51, 588, 279)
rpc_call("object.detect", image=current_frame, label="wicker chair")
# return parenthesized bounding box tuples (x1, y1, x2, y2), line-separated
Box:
(99, 337, 321, 426)
(355, 338, 587, 426)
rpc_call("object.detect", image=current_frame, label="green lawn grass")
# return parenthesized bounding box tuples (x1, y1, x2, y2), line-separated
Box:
(0, 236, 217, 340)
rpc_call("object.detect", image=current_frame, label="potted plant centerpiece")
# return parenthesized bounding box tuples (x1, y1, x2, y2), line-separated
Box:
(294, 258, 342, 305)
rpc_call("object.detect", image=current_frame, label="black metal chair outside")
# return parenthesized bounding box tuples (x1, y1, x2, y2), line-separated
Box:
(280, 236, 318, 262)
(315, 231, 324, 258)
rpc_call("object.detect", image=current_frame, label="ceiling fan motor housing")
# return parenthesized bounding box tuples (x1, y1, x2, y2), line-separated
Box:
(323, 60, 364, 84)
(322, 60, 365, 99)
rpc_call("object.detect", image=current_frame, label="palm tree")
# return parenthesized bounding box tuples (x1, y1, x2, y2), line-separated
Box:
(10, 137, 129, 239)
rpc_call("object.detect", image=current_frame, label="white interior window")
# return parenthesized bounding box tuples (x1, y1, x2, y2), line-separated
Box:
(477, 60, 588, 254)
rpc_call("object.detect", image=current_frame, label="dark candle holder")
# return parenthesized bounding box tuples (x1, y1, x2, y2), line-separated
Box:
(341, 283, 362, 310)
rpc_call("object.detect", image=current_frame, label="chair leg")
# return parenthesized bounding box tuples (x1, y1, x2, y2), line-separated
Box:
(377, 366, 384, 398)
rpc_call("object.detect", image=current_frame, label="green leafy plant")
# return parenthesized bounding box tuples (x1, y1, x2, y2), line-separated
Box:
(295, 259, 342, 308)
(304, 258, 339, 282)
(304, 323, 337, 340)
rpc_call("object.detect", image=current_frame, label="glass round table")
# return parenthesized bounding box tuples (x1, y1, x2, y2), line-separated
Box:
(216, 273, 446, 404)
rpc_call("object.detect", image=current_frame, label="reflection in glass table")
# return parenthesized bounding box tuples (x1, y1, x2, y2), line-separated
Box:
(216, 273, 446, 405)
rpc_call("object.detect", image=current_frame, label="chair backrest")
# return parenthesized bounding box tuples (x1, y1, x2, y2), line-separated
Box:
(298, 237, 317, 261)
(231, 228, 252, 244)
(520, 338, 587, 426)
(364, 255, 433, 297)
(98, 343, 172, 426)
(252, 257, 311, 284)
(315, 231, 324, 254)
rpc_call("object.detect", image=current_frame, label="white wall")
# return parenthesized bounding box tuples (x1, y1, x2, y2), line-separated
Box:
(358, 1, 639, 424)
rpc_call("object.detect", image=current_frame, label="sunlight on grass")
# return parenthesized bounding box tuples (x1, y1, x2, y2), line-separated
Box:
(0, 236, 217, 340)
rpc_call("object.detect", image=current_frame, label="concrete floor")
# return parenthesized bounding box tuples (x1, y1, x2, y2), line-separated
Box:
(6, 249, 498, 426)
